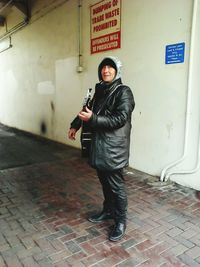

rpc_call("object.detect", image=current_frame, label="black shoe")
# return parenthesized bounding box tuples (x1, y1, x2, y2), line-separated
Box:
(88, 211, 113, 223)
(109, 222, 126, 242)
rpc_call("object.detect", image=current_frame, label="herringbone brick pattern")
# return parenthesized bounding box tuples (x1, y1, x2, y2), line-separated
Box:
(0, 127, 200, 266)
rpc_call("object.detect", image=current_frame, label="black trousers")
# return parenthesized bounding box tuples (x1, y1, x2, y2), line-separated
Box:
(96, 168, 127, 223)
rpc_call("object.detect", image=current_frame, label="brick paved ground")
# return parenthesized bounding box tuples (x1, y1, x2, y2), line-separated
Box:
(0, 124, 200, 266)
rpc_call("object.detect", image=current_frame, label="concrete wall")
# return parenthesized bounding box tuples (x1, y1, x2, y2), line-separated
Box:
(169, 0, 200, 190)
(0, 0, 82, 144)
(0, 0, 199, 190)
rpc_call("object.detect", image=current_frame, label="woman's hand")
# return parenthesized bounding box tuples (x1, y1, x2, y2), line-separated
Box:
(78, 107, 93, 122)
(68, 128, 77, 140)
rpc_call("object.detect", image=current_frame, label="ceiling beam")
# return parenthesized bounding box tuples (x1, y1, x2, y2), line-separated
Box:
(0, 0, 31, 19)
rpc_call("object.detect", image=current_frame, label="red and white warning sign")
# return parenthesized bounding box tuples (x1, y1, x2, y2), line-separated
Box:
(90, 0, 121, 54)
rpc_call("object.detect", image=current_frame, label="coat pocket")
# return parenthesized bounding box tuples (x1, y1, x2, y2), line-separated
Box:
(96, 137, 129, 170)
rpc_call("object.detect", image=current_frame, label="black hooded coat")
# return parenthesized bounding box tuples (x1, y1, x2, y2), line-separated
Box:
(70, 56, 135, 171)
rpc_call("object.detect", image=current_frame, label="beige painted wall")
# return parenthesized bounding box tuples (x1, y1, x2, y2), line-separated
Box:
(0, 0, 200, 190)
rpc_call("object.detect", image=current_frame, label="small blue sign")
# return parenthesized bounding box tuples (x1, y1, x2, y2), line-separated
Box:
(165, 42, 185, 64)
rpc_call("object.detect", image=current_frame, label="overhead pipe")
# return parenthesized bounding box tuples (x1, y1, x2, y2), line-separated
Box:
(0, 34, 12, 53)
(0, 42, 12, 53)
(0, 0, 14, 13)
(0, 0, 29, 43)
(77, 0, 83, 73)
(160, 0, 198, 182)
(0, 21, 12, 53)
(0, 18, 28, 42)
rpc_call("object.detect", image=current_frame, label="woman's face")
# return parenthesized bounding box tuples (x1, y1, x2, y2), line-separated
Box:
(101, 65, 116, 83)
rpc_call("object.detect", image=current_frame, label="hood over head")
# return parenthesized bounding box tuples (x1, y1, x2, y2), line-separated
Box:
(98, 56, 122, 82)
